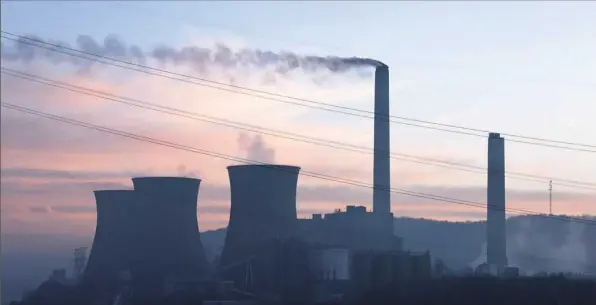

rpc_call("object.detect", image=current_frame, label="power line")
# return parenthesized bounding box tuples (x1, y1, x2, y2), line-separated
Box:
(2, 31, 595, 153)
(0, 33, 484, 138)
(4, 67, 595, 191)
(2, 101, 594, 226)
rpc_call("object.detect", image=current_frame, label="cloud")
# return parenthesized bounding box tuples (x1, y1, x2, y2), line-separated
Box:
(28, 206, 51, 214)
(0, 167, 142, 180)
(237, 133, 276, 164)
(4, 169, 594, 217)
(27, 205, 95, 214)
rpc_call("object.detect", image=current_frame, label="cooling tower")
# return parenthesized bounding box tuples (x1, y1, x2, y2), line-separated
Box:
(487, 133, 508, 269)
(373, 64, 391, 214)
(130, 177, 209, 285)
(84, 190, 136, 283)
(219, 165, 300, 270)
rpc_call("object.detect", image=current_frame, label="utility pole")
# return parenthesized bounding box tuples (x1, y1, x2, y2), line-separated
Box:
(549, 180, 553, 215)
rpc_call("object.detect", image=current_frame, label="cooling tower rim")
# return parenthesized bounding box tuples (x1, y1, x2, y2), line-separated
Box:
(227, 164, 301, 171)
(93, 189, 135, 194)
(131, 176, 201, 183)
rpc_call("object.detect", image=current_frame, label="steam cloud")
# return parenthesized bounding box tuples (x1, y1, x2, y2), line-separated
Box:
(0, 34, 385, 75)
(237, 133, 276, 164)
(509, 218, 589, 274)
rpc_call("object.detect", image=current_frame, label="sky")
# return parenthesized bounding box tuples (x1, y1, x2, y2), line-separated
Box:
(1, 1, 595, 244)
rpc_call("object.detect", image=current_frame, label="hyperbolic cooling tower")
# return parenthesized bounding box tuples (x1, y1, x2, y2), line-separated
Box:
(487, 133, 508, 269)
(219, 165, 300, 269)
(84, 190, 136, 283)
(131, 177, 209, 283)
(373, 64, 391, 215)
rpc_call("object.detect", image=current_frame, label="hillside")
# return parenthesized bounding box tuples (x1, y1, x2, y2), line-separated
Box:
(2, 215, 594, 305)
(199, 215, 596, 273)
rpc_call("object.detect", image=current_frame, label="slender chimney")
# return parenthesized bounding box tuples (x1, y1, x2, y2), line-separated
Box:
(373, 64, 391, 214)
(487, 133, 508, 269)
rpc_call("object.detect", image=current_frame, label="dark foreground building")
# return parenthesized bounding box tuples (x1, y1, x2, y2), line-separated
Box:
(352, 276, 596, 305)
(219, 238, 313, 304)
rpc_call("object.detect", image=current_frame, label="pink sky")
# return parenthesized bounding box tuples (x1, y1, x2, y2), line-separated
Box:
(1, 52, 594, 238)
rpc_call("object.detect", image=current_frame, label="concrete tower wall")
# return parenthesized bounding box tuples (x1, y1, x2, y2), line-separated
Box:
(219, 165, 300, 270)
(131, 177, 209, 284)
(84, 190, 136, 283)
(487, 133, 508, 268)
(373, 65, 391, 215)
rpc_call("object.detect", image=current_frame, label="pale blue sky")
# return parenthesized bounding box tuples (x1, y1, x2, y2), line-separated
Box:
(2, 1, 595, 186)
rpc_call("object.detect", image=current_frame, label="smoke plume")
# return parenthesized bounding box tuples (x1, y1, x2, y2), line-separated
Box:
(508, 217, 589, 274)
(1, 34, 385, 76)
(237, 133, 276, 164)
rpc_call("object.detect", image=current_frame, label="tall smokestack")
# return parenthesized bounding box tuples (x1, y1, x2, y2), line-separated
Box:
(130, 177, 209, 294)
(373, 64, 391, 214)
(84, 190, 135, 283)
(487, 133, 508, 269)
(219, 164, 300, 272)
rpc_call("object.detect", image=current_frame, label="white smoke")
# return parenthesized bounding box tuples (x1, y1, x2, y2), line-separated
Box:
(508, 217, 588, 274)
(237, 133, 276, 164)
(176, 164, 200, 178)
(469, 242, 487, 269)
(1, 34, 384, 77)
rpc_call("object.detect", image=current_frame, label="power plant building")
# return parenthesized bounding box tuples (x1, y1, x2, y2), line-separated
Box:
(297, 206, 401, 252)
(486, 133, 508, 270)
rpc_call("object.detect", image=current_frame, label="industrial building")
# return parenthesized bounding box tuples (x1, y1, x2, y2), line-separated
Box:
(297, 205, 400, 252)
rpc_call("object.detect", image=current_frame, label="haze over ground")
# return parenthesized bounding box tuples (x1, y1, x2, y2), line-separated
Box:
(1, 1, 595, 304)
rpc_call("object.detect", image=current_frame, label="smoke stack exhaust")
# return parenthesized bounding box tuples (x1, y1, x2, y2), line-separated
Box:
(487, 133, 508, 269)
(373, 64, 391, 214)
(2, 34, 386, 76)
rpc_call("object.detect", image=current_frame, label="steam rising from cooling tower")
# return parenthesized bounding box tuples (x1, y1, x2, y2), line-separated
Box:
(219, 165, 300, 271)
(1, 34, 385, 75)
(130, 177, 209, 296)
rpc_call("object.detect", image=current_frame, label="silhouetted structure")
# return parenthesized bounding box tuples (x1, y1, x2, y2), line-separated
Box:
(84, 190, 135, 284)
(487, 133, 508, 270)
(219, 238, 313, 304)
(297, 206, 400, 252)
(131, 177, 210, 300)
(219, 165, 300, 271)
(373, 64, 391, 215)
(351, 277, 596, 305)
(350, 250, 431, 295)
